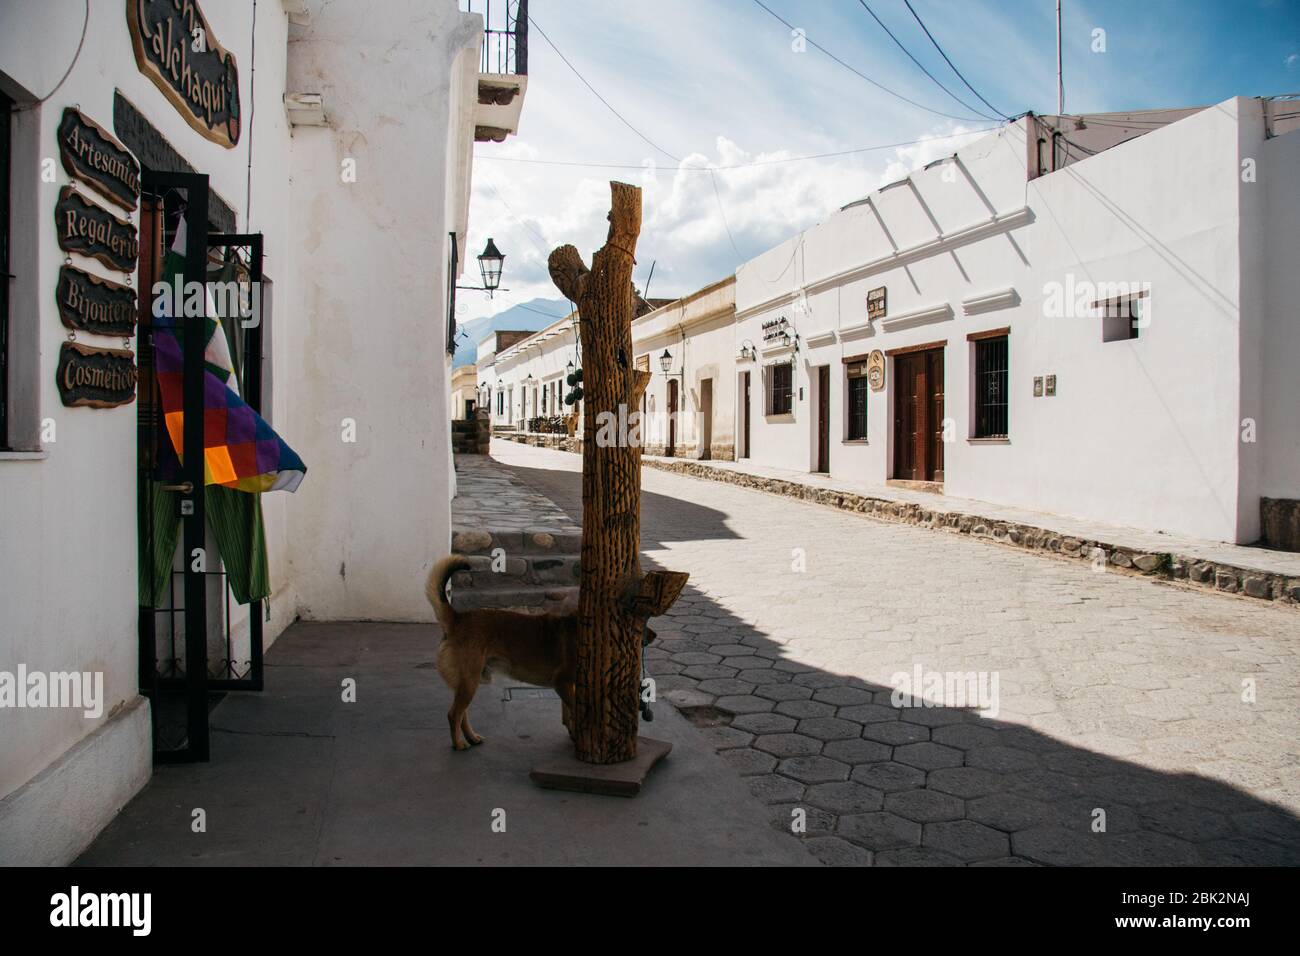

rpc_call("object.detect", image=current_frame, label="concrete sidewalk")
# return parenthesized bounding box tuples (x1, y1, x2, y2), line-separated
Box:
(77, 622, 816, 867)
(638, 454, 1300, 609)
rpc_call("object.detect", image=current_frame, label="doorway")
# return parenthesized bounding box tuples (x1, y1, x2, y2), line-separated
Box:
(667, 378, 678, 457)
(699, 378, 713, 460)
(740, 371, 751, 458)
(892, 347, 945, 482)
(815, 365, 830, 473)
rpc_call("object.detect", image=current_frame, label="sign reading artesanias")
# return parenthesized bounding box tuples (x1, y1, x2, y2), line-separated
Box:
(127, 0, 241, 149)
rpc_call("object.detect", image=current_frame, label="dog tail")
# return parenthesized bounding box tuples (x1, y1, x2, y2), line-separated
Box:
(426, 554, 471, 633)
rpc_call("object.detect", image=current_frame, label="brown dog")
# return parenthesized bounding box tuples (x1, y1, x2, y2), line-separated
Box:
(426, 555, 579, 750)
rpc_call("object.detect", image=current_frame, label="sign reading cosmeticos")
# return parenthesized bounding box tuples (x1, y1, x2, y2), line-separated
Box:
(57, 343, 138, 408)
(127, 0, 241, 149)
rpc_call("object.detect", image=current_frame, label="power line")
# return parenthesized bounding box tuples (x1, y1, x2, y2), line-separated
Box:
(855, 0, 1000, 122)
(708, 169, 745, 262)
(903, 0, 1008, 120)
(475, 126, 1001, 171)
(750, 0, 986, 124)
(526, 12, 682, 162)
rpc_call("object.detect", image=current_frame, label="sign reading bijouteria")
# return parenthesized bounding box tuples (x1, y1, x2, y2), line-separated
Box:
(127, 0, 241, 149)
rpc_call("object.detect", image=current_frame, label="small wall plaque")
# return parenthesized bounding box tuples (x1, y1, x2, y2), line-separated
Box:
(56, 342, 137, 408)
(1033, 376, 1044, 397)
(127, 0, 241, 149)
(57, 107, 141, 212)
(55, 186, 139, 273)
(1045, 374, 1057, 397)
(867, 349, 886, 391)
(867, 287, 887, 321)
(56, 265, 138, 336)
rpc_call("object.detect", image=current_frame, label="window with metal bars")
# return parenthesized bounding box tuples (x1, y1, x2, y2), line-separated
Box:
(973, 335, 1009, 439)
(0, 92, 11, 448)
(846, 361, 869, 440)
(765, 361, 792, 416)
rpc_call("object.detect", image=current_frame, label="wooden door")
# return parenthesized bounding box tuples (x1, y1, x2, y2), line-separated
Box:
(816, 365, 830, 473)
(892, 349, 944, 481)
(667, 378, 678, 456)
(742, 371, 751, 458)
(700, 378, 713, 460)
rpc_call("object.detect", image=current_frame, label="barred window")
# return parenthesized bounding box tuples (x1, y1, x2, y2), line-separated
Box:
(765, 362, 792, 416)
(846, 362, 869, 440)
(973, 335, 1009, 439)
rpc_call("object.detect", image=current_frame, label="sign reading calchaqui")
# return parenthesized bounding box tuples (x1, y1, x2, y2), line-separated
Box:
(127, 0, 241, 149)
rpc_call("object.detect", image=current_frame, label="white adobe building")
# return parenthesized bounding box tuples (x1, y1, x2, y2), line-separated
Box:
(0, 0, 526, 864)
(734, 96, 1299, 547)
(492, 312, 582, 429)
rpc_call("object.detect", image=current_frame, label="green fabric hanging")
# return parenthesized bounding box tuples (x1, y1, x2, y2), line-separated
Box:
(138, 482, 270, 607)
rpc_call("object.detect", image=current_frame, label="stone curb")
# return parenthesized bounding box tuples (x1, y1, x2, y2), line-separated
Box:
(639, 458, 1300, 611)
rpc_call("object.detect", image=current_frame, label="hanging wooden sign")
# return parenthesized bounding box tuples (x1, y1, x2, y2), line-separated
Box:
(57, 342, 138, 408)
(56, 265, 138, 337)
(55, 186, 139, 273)
(57, 108, 141, 212)
(867, 287, 887, 321)
(867, 349, 886, 391)
(127, 0, 241, 149)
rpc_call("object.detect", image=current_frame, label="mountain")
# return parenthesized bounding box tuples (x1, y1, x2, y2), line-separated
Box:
(453, 298, 571, 368)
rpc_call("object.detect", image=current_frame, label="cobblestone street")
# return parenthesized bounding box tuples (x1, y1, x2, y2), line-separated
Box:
(491, 440, 1300, 866)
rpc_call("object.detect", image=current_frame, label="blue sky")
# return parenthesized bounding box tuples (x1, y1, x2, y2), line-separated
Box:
(462, 0, 1300, 323)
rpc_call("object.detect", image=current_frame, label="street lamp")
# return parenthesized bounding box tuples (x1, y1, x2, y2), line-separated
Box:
(659, 349, 673, 375)
(456, 238, 508, 298)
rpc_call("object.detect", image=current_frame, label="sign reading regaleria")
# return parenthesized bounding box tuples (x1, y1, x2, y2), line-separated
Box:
(57, 108, 141, 212)
(127, 0, 241, 149)
(56, 187, 139, 273)
(56, 265, 138, 337)
(57, 343, 138, 408)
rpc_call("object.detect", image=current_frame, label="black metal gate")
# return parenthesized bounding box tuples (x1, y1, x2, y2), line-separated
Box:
(137, 169, 266, 762)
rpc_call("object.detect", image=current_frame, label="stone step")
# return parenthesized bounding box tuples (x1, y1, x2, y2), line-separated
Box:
(449, 585, 578, 613)
(450, 553, 581, 589)
(451, 528, 582, 557)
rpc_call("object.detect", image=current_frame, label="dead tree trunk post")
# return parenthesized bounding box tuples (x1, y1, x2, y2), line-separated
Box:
(546, 181, 688, 767)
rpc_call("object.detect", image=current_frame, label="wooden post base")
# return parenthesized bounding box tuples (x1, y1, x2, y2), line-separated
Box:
(530, 737, 672, 797)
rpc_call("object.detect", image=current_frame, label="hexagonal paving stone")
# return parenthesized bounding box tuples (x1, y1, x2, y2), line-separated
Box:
(775, 700, 837, 720)
(804, 781, 885, 814)
(850, 761, 926, 792)
(885, 788, 965, 823)
(1136, 801, 1233, 843)
(772, 658, 817, 674)
(932, 723, 1005, 751)
(813, 686, 875, 707)
(923, 820, 1009, 862)
(802, 836, 874, 867)
(710, 644, 756, 657)
(822, 737, 892, 765)
(769, 803, 835, 837)
(778, 755, 851, 784)
(753, 733, 823, 758)
(696, 678, 756, 697)
(967, 793, 1060, 832)
(697, 725, 754, 750)
(896, 706, 975, 727)
(748, 773, 806, 805)
(714, 694, 775, 715)
(671, 652, 722, 667)
(894, 741, 964, 771)
(731, 712, 797, 735)
(796, 717, 862, 741)
(682, 664, 738, 681)
(837, 811, 921, 851)
(875, 846, 965, 866)
(1012, 825, 1107, 866)
(756, 683, 814, 702)
(863, 721, 931, 746)
(1102, 830, 1200, 866)
(793, 672, 851, 689)
(927, 766, 1013, 799)
(721, 748, 777, 776)
(837, 703, 900, 724)
(738, 669, 790, 686)
(965, 745, 1039, 773)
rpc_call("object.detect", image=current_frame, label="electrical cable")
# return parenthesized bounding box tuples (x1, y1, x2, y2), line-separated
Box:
(903, 0, 1007, 120)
